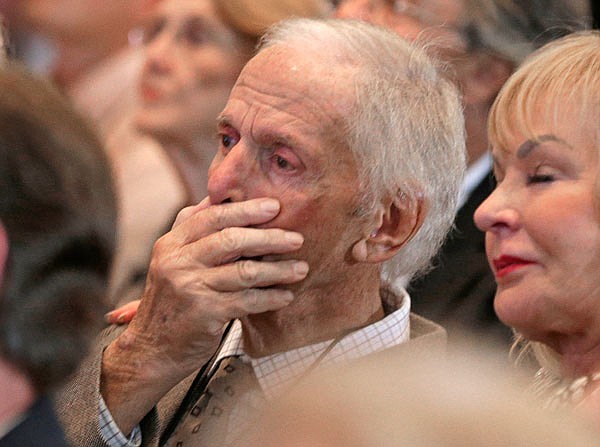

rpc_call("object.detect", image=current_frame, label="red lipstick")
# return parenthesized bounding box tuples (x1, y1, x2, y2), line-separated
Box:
(493, 255, 535, 278)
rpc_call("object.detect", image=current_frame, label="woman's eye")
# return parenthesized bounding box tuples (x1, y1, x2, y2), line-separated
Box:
(527, 174, 554, 184)
(527, 167, 555, 184)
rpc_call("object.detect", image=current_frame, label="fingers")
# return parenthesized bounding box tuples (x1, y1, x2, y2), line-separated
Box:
(203, 259, 309, 291)
(171, 197, 211, 229)
(172, 198, 282, 245)
(196, 228, 304, 265)
(222, 288, 296, 318)
(105, 300, 141, 325)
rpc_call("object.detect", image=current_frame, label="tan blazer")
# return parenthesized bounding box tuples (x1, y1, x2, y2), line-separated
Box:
(55, 314, 446, 447)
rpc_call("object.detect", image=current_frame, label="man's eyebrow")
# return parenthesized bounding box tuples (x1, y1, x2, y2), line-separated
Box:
(216, 116, 232, 128)
(516, 134, 572, 159)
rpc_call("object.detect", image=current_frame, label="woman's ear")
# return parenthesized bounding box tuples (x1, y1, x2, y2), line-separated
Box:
(352, 191, 427, 264)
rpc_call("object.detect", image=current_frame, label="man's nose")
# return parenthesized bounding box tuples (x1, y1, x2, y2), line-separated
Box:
(207, 143, 251, 204)
(473, 186, 520, 235)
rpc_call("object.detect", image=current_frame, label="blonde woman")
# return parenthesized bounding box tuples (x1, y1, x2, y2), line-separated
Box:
(474, 30, 600, 421)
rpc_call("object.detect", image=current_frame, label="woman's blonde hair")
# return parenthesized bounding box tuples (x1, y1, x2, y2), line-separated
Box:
(489, 30, 600, 157)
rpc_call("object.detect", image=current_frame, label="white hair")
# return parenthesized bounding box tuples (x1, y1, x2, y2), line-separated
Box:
(259, 18, 466, 280)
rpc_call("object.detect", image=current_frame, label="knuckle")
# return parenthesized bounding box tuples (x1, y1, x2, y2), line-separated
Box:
(236, 260, 258, 284)
(148, 240, 177, 275)
(268, 228, 288, 244)
(219, 227, 241, 252)
(209, 205, 230, 229)
(174, 205, 193, 222)
(152, 234, 169, 256)
(243, 289, 261, 309)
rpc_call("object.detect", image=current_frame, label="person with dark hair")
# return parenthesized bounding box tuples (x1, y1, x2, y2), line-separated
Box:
(0, 64, 117, 446)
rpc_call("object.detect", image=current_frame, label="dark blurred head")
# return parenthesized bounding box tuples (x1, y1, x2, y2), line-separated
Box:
(0, 64, 117, 394)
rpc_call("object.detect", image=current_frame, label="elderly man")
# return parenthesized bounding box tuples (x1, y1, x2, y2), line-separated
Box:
(58, 18, 465, 446)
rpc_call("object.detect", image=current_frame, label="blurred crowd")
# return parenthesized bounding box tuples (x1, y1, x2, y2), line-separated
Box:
(0, 1, 599, 446)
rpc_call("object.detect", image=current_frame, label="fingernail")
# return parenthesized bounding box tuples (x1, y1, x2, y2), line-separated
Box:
(260, 199, 280, 213)
(116, 313, 127, 324)
(104, 311, 115, 323)
(294, 261, 309, 276)
(285, 232, 304, 245)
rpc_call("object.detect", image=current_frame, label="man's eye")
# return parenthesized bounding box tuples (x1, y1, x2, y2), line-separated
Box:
(220, 134, 237, 150)
(275, 155, 289, 169)
(271, 154, 296, 171)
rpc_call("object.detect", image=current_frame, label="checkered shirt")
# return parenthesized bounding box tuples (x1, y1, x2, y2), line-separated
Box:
(99, 285, 411, 446)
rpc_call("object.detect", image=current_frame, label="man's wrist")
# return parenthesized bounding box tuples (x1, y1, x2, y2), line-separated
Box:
(100, 329, 171, 436)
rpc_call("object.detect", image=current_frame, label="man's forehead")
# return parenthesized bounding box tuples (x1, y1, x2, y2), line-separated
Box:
(232, 45, 356, 113)
(244, 46, 325, 86)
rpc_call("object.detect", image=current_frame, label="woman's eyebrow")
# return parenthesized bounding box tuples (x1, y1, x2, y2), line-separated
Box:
(516, 134, 572, 159)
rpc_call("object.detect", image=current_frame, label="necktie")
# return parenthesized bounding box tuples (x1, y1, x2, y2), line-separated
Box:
(165, 356, 263, 446)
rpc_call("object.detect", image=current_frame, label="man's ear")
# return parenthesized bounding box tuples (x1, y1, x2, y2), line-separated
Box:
(352, 191, 427, 264)
(461, 53, 514, 107)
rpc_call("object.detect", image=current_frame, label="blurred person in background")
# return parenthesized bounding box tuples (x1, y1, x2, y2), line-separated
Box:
(12, 0, 160, 136)
(2, 1, 179, 309)
(107, 0, 330, 305)
(0, 64, 117, 446)
(244, 343, 599, 447)
(473, 30, 600, 423)
(336, 0, 591, 348)
(0, 0, 56, 74)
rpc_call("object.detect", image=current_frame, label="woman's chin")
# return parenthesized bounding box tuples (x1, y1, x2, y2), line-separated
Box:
(494, 291, 537, 335)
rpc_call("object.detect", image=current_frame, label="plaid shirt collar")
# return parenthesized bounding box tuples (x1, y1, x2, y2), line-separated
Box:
(216, 284, 411, 399)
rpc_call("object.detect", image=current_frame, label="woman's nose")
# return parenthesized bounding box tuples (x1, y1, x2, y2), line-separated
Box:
(473, 186, 520, 234)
